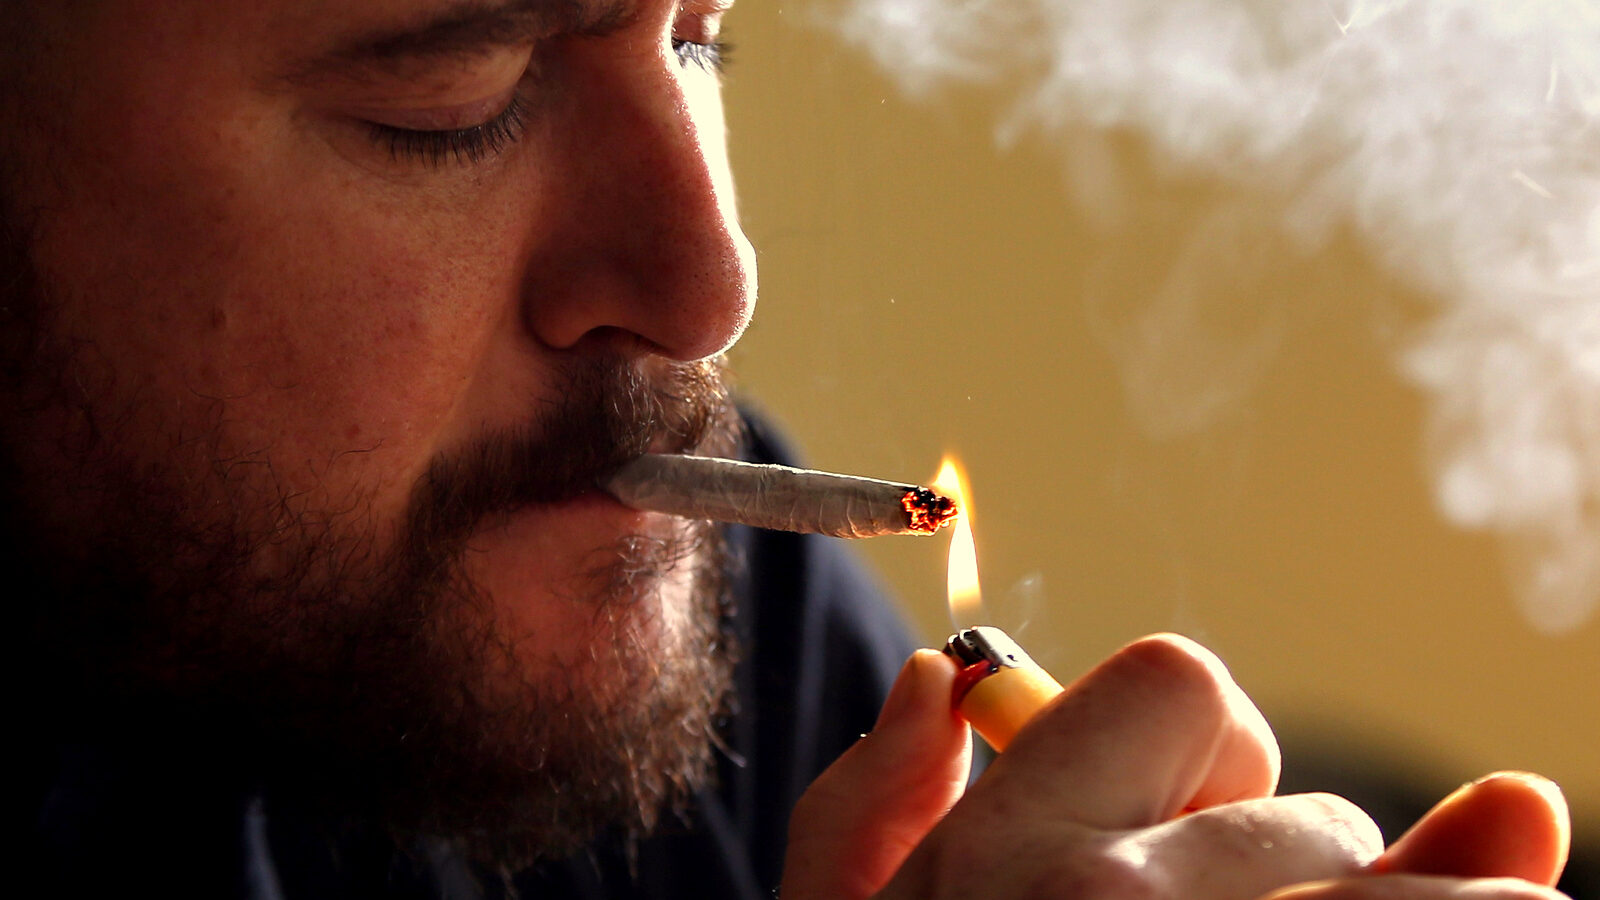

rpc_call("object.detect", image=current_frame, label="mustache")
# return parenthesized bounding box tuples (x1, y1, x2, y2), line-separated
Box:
(401, 356, 741, 561)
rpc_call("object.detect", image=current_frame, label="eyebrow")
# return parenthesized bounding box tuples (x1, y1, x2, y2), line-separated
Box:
(287, 0, 633, 82)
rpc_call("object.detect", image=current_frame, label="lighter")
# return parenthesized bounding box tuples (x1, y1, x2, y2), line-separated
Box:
(943, 625, 1065, 752)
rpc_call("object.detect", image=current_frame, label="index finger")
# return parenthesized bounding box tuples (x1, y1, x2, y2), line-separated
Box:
(965, 633, 1280, 830)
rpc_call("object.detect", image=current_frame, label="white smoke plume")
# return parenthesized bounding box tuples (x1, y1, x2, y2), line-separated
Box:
(827, 0, 1600, 633)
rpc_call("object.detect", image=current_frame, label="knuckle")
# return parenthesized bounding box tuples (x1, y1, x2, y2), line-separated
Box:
(1211, 792, 1385, 871)
(1048, 840, 1166, 900)
(1169, 803, 1305, 867)
(917, 826, 1169, 900)
(1178, 804, 1257, 846)
(1293, 792, 1384, 857)
(1115, 634, 1233, 713)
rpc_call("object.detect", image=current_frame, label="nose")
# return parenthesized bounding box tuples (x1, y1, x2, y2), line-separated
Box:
(520, 46, 757, 362)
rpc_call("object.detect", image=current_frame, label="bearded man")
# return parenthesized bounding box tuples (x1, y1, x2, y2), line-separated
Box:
(8, 1, 1573, 898)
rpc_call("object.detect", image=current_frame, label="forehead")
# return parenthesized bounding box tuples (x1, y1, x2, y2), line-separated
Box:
(279, 0, 634, 58)
(43, 0, 634, 78)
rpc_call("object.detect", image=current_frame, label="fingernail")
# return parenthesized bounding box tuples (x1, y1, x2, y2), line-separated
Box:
(1436, 778, 1479, 807)
(1487, 771, 1567, 808)
(1434, 772, 1567, 823)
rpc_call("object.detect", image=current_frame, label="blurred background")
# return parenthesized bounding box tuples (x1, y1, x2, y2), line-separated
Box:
(721, 0, 1597, 885)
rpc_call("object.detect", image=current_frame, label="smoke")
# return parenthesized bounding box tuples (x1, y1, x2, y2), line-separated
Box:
(826, 0, 1600, 632)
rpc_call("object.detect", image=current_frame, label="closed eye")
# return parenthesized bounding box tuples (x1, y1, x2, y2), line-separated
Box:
(366, 94, 531, 168)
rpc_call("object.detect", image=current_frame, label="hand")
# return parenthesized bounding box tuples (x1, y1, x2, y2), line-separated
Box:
(1261, 771, 1571, 899)
(782, 634, 1571, 900)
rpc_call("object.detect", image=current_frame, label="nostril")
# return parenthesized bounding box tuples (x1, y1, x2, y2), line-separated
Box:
(563, 326, 665, 359)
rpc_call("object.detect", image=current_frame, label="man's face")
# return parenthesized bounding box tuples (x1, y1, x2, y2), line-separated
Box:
(4, 0, 755, 863)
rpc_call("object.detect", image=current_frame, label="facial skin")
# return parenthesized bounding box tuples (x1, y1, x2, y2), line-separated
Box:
(4, 0, 754, 866)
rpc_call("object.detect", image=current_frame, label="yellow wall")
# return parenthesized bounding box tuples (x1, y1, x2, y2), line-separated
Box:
(722, 4, 1598, 829)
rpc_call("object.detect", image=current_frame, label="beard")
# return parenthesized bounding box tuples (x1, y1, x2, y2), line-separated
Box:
(3, 188, 745, 871)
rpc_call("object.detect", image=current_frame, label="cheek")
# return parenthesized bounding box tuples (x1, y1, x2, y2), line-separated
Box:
(17, 16, 544, 537)
(29, 143, 516, 532)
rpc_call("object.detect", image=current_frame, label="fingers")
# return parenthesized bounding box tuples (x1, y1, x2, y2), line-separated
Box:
(786, 634, 1573, 900)
(1377, 772, 1570, 885)
(879, 792, 1383, 900)
(1255, 774, 1573, 900)
(1259, 875, 1570, 900)
(971, 633, 1280, 830)
(781, 649, 973, 900)
(1127, 793, 1385, 898)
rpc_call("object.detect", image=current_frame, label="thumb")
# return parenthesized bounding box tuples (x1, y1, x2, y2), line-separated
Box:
(781, 648, 973, 900)
(1375, 771, 1570, 885)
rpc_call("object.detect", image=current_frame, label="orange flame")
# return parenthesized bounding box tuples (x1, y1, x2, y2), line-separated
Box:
(932, 457, 982, 626)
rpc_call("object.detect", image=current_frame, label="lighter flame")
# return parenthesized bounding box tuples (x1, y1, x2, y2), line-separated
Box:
(933, 457, 983, 626)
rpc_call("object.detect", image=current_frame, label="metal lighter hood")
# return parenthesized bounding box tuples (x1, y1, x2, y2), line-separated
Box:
(944, 626, 1040, 671)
